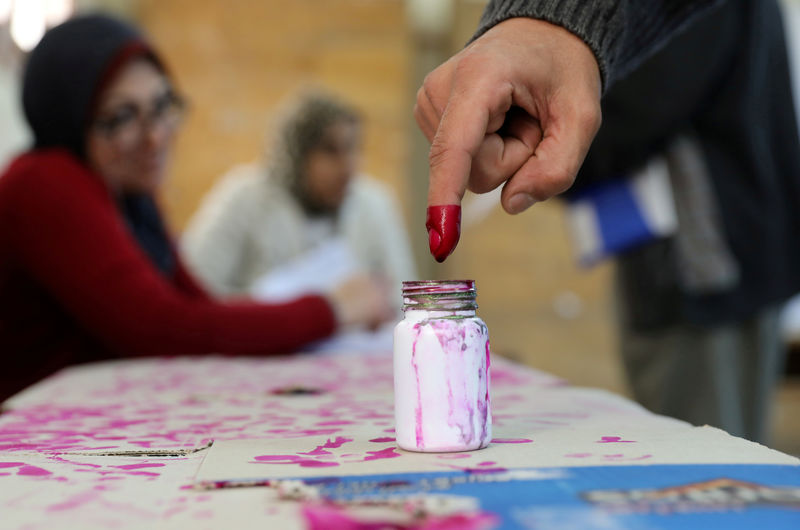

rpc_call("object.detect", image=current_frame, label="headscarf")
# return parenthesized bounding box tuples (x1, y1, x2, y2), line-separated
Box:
(267, 91, 361, 216)
(21, 13, 175, 276)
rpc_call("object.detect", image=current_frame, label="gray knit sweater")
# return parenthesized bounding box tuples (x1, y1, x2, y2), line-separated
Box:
(475, 0, 724, 88)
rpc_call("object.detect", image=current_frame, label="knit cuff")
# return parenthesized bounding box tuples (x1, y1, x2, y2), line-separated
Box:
(473, 0, 624, 90)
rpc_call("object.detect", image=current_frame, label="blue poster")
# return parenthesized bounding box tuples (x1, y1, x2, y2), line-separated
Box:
(304, 464, 800, 529)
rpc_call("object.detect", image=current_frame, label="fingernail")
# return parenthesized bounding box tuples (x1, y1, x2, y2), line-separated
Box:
(508, 193, 536, 214)
(426, 205, 461, 262)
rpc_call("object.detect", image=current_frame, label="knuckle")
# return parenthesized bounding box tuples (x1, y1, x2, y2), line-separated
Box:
(427, 139, 451, 170)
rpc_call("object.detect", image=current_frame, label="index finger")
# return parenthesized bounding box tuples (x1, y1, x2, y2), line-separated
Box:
(423, 75, 513, 261)
(427, 85, 501, 206)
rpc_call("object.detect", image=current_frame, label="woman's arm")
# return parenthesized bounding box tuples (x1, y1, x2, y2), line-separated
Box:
(5, 150, 335, 356)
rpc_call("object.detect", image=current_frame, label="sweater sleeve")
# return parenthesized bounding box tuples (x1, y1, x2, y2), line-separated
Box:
(576, 1, 743, 183)
(474, 0, 725, 89)
(5, 150, 336, 356)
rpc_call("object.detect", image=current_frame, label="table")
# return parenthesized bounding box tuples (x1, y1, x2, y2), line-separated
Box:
(1, 354, 798, 529)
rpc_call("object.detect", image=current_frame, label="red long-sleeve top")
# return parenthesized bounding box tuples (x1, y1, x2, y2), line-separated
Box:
(0, 149, 336, 402)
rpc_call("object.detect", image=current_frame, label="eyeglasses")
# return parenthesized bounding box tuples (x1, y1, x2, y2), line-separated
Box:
(92, 90, 187, 147)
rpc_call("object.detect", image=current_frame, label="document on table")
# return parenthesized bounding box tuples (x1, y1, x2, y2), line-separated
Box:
(249, 238, 392, 354)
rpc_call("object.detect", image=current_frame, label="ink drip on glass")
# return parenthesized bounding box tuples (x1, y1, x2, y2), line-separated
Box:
(393, 280, 491, 452)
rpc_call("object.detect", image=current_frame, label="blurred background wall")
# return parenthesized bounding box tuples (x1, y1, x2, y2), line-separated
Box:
(0, 0, 797, 453)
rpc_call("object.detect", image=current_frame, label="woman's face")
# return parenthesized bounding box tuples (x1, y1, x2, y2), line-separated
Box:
(85, 58, 182, 195)
(301, 119, 361, 213)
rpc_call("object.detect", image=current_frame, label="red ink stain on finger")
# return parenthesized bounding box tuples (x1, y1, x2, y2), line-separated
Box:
(597, 436, 635, 443)
(491, 438, 533, 444)
(17, 465, 52, 476)
(368, 437, 395, 443)
(426, 205, 461, 262)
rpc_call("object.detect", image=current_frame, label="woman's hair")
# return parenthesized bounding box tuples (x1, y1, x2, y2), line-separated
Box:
(267, 90, 361, 193)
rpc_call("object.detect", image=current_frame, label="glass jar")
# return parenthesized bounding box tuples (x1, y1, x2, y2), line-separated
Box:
(393, 280, 491, 452)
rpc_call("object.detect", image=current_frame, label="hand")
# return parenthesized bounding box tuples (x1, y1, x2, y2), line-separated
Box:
(327, 274, 393, 331)
(415, 17, 602, 256)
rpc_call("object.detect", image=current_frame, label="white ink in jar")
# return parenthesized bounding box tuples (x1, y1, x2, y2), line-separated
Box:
(393, 280, 491, 452)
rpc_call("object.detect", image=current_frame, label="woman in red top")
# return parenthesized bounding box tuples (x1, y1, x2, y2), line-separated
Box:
(0, 14, 390, 402)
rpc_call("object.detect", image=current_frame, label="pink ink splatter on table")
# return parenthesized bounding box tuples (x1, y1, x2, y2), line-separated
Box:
(491, 438, 533, 444)
(597, 436, 635, 443)
(565, 453, 592, 458)
(252, 454, 340, 468)
(47, 490, 102, 512)
(368, 437, 395, 443)
(362, 447, 401, 462)
(17, 465, 52, 476)
(436, 453, 471, 459)
(603, 454, 652, 461)
(438, 462, 507, 474)
(112, 463, 166, 470)
(321, 437, 353, 449)
(299, 447, 332, 456)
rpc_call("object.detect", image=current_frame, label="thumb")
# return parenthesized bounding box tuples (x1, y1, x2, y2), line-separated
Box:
(500, 98, 600, 214)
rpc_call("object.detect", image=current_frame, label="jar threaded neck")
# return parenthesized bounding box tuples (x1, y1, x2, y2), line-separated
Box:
(402, 280, 477, 311)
